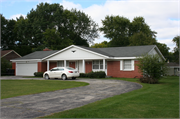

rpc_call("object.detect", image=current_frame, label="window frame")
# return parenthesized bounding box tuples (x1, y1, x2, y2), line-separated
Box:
(120, 60, 134, 71)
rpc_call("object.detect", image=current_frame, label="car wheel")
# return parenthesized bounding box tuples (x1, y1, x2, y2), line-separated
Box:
(45, 74, 49, 80)
(72, 77, 76, 80)
(62, 74, 67, 80)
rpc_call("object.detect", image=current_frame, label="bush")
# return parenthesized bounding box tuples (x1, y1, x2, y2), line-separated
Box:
(139, 76, 158, 84)
(136, 54, 167, 84)
(80, 71, 106, 78)
(79, 73, 88, 78)
(34, 72, 44, 77)
(1, 58, 12, 76)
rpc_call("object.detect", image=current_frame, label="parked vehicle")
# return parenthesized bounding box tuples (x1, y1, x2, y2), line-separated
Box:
(43, 67, 79, 80)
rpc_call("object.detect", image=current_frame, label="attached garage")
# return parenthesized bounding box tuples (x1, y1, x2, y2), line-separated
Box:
(16, 62, 38, 76)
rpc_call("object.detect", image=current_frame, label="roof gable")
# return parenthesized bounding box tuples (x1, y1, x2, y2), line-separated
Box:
(1, 50, 21, 58)
(45, 45, 109, 60)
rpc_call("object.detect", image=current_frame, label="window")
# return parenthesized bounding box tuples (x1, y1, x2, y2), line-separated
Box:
(120, 60, 134, 71)
(57, 61, 64, 67)
(93, 60, 107, 70)
(124, 60, 131, 70)
(93, 60, 99, 69)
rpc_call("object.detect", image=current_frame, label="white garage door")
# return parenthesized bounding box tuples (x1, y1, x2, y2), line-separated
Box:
(16, 62, 37, 76)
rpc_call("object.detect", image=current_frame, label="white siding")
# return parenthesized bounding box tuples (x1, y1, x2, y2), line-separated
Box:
(47, 47, 106, 60)
(148, 48, 158, 55)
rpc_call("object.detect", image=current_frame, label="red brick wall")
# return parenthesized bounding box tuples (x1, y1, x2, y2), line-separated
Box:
(12, 62, 16, 75)
(38, 62, 47, 72)
(38, 62, 57, 72)
(85, 61, 92, 73)
(49, 62, 57, 70)
(107, 61, 142, 78)
(69, 62, 75, 69)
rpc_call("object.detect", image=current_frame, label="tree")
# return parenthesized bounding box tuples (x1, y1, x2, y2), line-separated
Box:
(129, 32, 156, 46)
(15, 3, 98, 51)
(1, 14, 17, 50)
(100, 15, 130, 47)
(43, 28, 73, 50)
(100, 16, 157, 47)
(129, 17, 157, 38)
(155, 42, 170, 61)
(172, 36, 180, 63)
(136, 54, 167, 84)
(91, 41, 109, 48)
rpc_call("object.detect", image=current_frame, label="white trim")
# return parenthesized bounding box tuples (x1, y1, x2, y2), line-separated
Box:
(64, 60, 66, 67)
(120, 60, 123, 70)
(120, 60, 135, 71)
(113, 57, 137, 60)
(131, 60, 134, 70)
(11, 59, 42, 62)
(47, 60, 49, 71)
(82, 60, 85, 73)
(148, 46, 166, 61)
(42, 45, 109, 60)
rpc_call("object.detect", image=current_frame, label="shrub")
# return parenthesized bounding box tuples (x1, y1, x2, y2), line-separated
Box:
(79, 73, 88, 78)
(1, 58, 12, 76)
(136, 54, 167, 84)
(34, 72, 44, 77)
(80, 71, 106, 78)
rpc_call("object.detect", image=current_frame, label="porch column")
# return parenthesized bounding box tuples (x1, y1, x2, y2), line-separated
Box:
(47, 60, 49, 71)
(103, 59, 105, 72)
(64, 60, 66, 67)
(82, 59, 85, 73)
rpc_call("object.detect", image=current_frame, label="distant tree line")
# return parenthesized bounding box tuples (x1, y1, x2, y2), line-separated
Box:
(1, 3, 179, 63)
(93, 15, 179, 63)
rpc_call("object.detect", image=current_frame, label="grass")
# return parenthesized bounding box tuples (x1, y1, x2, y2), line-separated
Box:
(1, 80, 89, 99)
(42, 76, 179, 118)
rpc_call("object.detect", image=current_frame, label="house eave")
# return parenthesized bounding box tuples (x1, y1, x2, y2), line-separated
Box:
(10, 59, 42, 62)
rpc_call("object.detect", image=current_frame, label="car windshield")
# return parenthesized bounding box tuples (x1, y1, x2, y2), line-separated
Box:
(66, 67, 75, 70)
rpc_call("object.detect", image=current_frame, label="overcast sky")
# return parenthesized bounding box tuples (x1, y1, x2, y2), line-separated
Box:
(0, 0, 179, 52)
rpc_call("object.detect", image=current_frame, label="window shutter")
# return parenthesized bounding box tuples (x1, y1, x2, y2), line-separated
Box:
(120, 60, 123, 70)
(131, 60, 134, 70)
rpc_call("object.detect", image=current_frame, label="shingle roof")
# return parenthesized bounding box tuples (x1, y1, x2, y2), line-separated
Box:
(12, 50, 59, 60)
(79, 45, 156, 57)
(11, 45, 156, 60)
(1, 50, 13, 57)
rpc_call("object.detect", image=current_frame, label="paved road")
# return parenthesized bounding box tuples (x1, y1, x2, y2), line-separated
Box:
(1, 77, 142, 119)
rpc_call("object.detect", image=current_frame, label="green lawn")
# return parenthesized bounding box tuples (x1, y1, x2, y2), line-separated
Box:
(1, 80, 89, 99)
(42, 76, 179, 118)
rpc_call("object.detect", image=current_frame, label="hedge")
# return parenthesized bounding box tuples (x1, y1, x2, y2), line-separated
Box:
(34, 72, 44, 77)
(80, 71, 106, 78)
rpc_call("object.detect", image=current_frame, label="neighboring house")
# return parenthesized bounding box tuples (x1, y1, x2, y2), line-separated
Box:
(166, 62, 180, 76)
(11, 45, 165, 78)
(1, 50, 21, 62)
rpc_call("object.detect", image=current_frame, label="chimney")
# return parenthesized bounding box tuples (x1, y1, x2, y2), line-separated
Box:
(43, 47, 52, 51)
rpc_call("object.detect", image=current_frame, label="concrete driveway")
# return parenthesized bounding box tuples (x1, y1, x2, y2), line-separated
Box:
(1, 77, 142, 118)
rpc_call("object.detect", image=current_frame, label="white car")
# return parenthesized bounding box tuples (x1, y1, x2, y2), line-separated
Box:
(43, 67, 80, 80)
